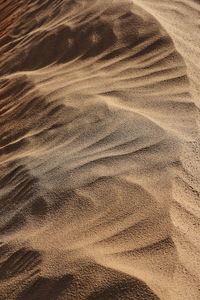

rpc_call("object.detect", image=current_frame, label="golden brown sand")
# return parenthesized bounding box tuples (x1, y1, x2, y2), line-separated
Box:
(0, 0, 200, 299)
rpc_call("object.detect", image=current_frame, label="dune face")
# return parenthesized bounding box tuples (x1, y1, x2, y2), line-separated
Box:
(0, 0, 200, 299)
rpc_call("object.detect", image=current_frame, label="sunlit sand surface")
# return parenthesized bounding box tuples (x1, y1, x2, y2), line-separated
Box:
(0, 1, 200, 299)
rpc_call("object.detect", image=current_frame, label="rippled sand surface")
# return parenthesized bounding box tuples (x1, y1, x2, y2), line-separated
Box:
(0, 1, 200, 299)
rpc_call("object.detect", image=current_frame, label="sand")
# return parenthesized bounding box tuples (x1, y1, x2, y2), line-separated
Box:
(0, 0, 200, 299)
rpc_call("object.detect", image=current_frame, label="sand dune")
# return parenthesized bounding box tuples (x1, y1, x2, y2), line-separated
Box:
(0, 0, 200, 299)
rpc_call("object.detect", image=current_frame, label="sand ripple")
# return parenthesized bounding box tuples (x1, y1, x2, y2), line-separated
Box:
(0, 1, 200, 299)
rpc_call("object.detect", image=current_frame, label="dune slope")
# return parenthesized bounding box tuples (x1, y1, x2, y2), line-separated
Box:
(0, 0, 199, 299)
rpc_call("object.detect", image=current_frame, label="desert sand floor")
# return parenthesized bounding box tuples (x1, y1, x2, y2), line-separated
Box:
(0, 0, 200, 299)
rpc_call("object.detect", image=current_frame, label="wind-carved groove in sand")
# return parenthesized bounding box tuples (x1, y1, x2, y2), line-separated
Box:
(0, 248, 41, 280)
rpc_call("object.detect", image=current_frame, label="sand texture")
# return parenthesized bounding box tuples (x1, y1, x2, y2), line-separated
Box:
(0, 0, 200, 299)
